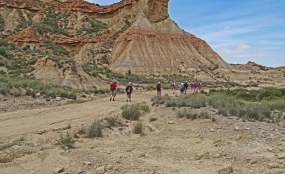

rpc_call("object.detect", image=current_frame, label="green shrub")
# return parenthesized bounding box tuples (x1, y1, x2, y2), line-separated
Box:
(77, 17, 107, 35)
(0, 60, 6, 66)
(177, 109, 197, 120)
(60, 132, 74, 149)
(199, 111, 210, 119)
(105, 116, 118, 127)
(133, 122, 143, 134)
(164, 94, 207, 109)
(244, 103, 271, 121)
(0, 48, 10, 58)
(152, 96, 165, 105)
(139, 103, 150, 113)
(263, 100, 285, 111)
(86, 120, 103, 138)
(121, 104, 141, 120)
(146, 84, 155, 91)
(0, 39, 10, 47)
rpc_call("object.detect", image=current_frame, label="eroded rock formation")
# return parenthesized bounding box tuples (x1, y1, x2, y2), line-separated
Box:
(2, 0, 282, 88)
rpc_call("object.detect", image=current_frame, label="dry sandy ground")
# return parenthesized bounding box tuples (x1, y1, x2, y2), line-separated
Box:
(0, 90, 285, 174)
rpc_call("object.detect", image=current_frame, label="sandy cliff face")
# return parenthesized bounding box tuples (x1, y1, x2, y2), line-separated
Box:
(0, 0, 283, 88)
(107, 0, 232, 74)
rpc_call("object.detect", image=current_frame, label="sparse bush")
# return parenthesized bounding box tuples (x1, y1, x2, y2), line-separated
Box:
(121, 104, 141, 120)
(60, 132, 74, 149)
(164, 94, 207, 108)
(133, 122, 143, 134)
(77, 17, 107, 35)
(0, 75, 78, 99)
(139, 103, 150, 113)
(0, 48, 10, 58)
(177, 109, 197, 120)
(208, 92, 273, 121)
(263, 100, 285, 111)
(152, 96, 165, 105)
(199, 111, 210, 119)
(86, 120, 103, 138)
(244, 103, 271, 121)
(146, 84, 155, 91)
(105, 116, 118, 127)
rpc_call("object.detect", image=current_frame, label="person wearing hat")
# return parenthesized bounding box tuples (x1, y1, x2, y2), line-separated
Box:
(156, 82, 162, 98)
(109, 81, 117, 101)
(179, 83, 185, 95)
(183, 81, 188, 93)
(125, 82, 133, 102)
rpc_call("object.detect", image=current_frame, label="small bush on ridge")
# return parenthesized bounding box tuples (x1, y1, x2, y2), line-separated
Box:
(86, 120, 103, 138)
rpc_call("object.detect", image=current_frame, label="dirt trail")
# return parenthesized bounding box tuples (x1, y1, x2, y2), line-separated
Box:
(0, 92, 152, 139)
(0, 91, 285, 174)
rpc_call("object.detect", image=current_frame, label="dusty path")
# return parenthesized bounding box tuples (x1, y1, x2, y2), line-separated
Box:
(0, 91, 154, 139)
(0, 91, 285, 174)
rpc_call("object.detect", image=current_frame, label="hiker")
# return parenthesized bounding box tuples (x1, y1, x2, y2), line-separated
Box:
(156, 82, 162, 98)
(190, 82, 194, 89)
(125, 82, 133, 102)
(109, 81, 117, 101)
(179, 83, 185, 95)
(183, 81, 188, 93)
(193, 82, 198, 93)
(172, 81, 176, 94)
(197, 82, 202, 93)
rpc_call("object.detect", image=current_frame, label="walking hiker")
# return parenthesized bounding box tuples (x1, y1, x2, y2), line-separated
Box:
(172, 81, 176, 94)
(197, 82, 202, 93)
(183, 81, 188, 93)
(109, 81, 117, 101)
(156, 82, 162, 98)
(193, 82, 198, 93)
(190, 82, 194, 89)
(125, 82, 133, 102)
(179, 83, 185, 96)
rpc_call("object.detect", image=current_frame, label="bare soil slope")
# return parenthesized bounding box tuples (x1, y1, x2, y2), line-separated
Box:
(1, 91, 285, 174)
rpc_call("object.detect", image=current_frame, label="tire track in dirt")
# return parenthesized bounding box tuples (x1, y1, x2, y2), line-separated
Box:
(0, 92, 158, 139)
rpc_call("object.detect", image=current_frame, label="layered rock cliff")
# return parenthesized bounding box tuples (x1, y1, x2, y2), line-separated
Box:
(2, 0, 282, 88)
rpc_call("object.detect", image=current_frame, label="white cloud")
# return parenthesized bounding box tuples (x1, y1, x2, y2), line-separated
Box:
(217, 44, 270, 59)
(234, 53, 270, 58)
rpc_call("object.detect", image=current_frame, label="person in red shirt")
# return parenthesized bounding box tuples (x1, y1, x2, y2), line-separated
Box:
(110, 81, 117, 101)
(193, 82, 198, 93)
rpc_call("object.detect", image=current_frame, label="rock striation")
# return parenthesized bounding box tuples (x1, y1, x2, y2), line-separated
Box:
(1, 0, 284, 87)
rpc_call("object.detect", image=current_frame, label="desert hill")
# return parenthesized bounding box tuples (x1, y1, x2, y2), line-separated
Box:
(0, 0, 284, 89)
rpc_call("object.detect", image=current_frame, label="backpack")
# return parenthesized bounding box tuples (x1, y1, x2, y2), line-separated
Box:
(110, 83, 117, 90)
(180, 85, 185, 91)
(110, 84, 114, 90)
(126, 86, 132, 93)
(156, 84, 161, 91)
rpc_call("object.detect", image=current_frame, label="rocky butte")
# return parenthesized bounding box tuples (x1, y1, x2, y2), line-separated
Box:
(0, 0, 284, 88)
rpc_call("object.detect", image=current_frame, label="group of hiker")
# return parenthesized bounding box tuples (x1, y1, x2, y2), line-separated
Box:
(171, 81, 202, 95)
(109, 80, 202, 102)
(109, 81, 133, 102)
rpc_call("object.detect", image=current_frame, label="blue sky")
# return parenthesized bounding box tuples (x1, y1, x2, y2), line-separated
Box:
(86, 0, 285, 67)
